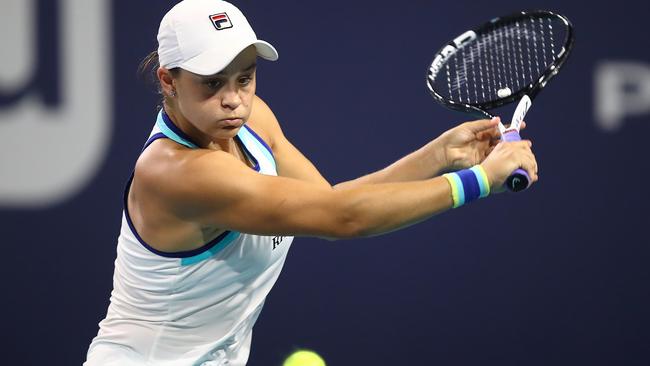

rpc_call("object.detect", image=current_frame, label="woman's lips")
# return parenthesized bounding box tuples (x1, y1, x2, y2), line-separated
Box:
(220, 118, 243, 127)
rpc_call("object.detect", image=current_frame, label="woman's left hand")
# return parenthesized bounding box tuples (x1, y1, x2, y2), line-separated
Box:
(431, 117, 525, 172)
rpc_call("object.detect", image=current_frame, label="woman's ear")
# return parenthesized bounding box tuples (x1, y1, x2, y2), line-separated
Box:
(157, 67, 176, 97)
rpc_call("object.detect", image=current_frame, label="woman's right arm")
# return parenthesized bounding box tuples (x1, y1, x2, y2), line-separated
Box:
(146, 139, 537, 240)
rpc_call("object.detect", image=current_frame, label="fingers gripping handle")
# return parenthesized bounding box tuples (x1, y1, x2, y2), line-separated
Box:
(501, 130, 531, 192)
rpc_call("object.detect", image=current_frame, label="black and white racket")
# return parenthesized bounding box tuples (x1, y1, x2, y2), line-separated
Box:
(426, 10, 574, 191)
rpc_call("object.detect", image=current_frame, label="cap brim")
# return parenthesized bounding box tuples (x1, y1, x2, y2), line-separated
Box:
(253, 40, 279, 61)
(180, 40, 278, 76)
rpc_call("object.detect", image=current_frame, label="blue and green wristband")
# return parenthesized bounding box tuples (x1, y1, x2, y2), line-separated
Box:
(442, 165, 490, 208)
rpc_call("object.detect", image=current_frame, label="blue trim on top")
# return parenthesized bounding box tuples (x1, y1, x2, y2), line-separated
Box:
(239, 125, 276, 171)
(243, 125, 275, 159)
(180, 231, 240, 266)
(157, 109, 261, 172)
(143, 132, 167, 151)
(123, 174, 241, 260)
(157, 110, 199, 148)
(236, 134, 261, 172)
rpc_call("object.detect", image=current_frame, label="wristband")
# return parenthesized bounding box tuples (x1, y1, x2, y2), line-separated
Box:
(443, 165, 490, 208)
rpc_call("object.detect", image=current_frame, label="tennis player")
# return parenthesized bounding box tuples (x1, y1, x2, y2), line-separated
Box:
(85, 0, 538, 365)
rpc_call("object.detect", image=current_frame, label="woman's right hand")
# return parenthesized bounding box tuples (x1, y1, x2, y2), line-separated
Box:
(480, 140, 538, 193)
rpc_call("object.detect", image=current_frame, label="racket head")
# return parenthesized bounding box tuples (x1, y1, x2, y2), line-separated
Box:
(426, 10, 575, 119)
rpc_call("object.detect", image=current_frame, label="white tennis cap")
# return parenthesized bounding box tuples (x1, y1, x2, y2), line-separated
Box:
(157, 0, 278, 75)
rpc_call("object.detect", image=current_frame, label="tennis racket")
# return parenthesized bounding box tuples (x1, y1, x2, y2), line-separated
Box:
(426, 10, 574, 192)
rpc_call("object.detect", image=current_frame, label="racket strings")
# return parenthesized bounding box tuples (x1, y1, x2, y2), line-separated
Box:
(437, 16, 564, 105)
(529, 21, 542, 81)
(491, 31, 507, 91)
(498, 26, 514, 92)
(517, 21, 531, 88)
(485, 32, 499, 100)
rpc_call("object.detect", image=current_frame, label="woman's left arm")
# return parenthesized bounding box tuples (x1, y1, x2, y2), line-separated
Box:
(333, 118, 503, 189)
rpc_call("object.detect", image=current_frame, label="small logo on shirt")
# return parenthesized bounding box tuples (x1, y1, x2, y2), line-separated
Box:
(209, 13, 233, 30)
(272, 236, 285, 250)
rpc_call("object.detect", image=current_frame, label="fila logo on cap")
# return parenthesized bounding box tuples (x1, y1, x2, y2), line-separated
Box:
(210, 12, 233, 30)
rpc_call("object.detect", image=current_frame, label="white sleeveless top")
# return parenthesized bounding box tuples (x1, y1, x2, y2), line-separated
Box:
(85, 110, 294, 366)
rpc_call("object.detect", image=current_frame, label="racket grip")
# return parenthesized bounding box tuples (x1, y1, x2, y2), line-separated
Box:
(501, 130, 531, 192)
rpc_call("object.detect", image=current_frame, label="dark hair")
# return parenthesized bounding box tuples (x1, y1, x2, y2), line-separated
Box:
(138, 50, 180, 95)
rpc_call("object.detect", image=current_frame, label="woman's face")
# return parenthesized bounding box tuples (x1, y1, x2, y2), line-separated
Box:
(172, 45, 258, 141)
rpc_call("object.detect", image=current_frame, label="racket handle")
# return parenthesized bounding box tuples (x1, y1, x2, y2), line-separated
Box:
(501, 129, 531, 192)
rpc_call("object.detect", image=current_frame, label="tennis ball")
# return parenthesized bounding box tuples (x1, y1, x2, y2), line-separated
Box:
(283, 349, 326, 366)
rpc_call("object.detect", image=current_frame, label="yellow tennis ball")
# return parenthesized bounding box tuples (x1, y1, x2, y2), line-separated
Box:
(283, 349, 326, 366)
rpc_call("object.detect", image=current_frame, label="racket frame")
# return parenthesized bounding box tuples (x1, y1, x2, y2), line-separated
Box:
(426, 10, 575, 119)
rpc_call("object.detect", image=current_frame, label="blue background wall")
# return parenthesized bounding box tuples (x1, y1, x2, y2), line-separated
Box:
(1, 0, 649, 365)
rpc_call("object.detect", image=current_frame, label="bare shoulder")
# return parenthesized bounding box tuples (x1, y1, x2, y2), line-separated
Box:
(133, 139, 247, 204)
(134, 139, 190, 193)
(130, 139, 261, 251)
(247, 94, 285, 151)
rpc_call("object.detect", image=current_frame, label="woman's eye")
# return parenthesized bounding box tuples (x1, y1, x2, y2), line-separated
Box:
(239, 76, 252, 85)
(205, 80, 222, 89)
